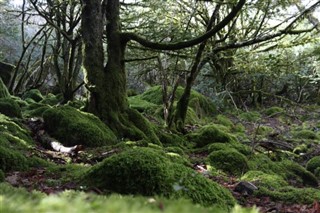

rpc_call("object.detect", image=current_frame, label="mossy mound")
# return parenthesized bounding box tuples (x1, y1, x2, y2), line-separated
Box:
(187, 124, 236, 148)
(128, 95, 158, 113)
(215, 115, 234, 129)
(0, 145, 28, 172)
(84, 147, 235, 209)
(83, 147, 174, 196)
(0, 97, 22, 118)
(158, 130, 186, 147)
(0, 169, 4, 182)
(22, 103, 52, 118)
(40, 93, 63, 106)
(22, 89, 44, 102)
(292, 129, 319, 140)
(238, 111, 261, 122)
(263, 106, 284, 117)
(170, 163, 236, 209)
(140, 86, 216, 118)
(241, 171, 288, 189)
(0, 78, 10, 98)
(306, 156, 320, 174)
(43, 106, 117, 147)
(256, 125, 274, 136)
(207, 149, 249, 176)
(208, 142, 251, 156)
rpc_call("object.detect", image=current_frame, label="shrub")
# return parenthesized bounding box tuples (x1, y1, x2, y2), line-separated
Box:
(207, 149, 249, 176)
(43, 106, 117, 147)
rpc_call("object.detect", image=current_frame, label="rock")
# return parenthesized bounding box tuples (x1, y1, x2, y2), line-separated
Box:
(234, 181, 258, 195)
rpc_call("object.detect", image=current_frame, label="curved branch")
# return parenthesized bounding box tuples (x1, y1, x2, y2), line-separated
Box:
(121, 0, 246, 50)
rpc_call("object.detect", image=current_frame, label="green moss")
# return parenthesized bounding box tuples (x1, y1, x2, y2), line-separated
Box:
(40, 93, 63, 106)
(256, 125, 274, 136)
(0, 145, 28, 172)
(127, 108, 161, 145)
(22, 89, 44, 102)
(293, 144, 308, 154)
(83, 147, 174, 196)
(187, 124, 236, 148)
(128, 95, 158, 113)
(171, 163, 236, 209)
(306, 156, 320, 174)
(208, 142, 251, 156)
(22, 103, 52, 118)
(215, 115, 234, 129)
(263, 106, 284, 117)
(43, 106, 117, 147)
(158, 131, 186, 147)
(0, 78, 10, 98)
(165, 146, 186, 156)
(207, 149, 249, 176)
(241, 171, 288, 189)
(0, 97, 22, 118)
(292, 129, 319, 140)
(238, 111, 261, 122)
(257, 186, 320, 204)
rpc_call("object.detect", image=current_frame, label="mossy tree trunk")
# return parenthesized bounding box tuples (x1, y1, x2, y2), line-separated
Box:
(81, 0, 245, 137)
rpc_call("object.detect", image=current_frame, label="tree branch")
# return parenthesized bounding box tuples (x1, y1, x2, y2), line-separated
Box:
(121, 0, 246, 50)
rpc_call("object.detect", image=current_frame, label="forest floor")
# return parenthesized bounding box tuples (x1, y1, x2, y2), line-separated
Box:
(3, 105, 320, 213)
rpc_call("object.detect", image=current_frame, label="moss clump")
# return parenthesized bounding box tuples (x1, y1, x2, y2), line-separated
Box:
(208, 142, 251, 156)
(306, 156, 320, 174)
(238, 111, 261, 122)
(22, 89, 44, 102)
(257, 186, 320, 204)
(263, 106, 284, 117)
(293, 144, 308, 155)
(171, 163, 236, 209)
(22, 103, 52, 118)
(83, 147, 174, 196)
(43, 106, 117, 147)
(215, 115, 234, 129)
(292, 129, 319, 140)
(128, 95, 158, 113)
(207, 149, 249, 176)
(158, 131, 186, 147)
(256, 125, 274, 136)
(40, 93, 63, 106)
(0, 144, 28, 172)
(0, 98, 22, 118)
(241, 170, 288, 189)
(187, 124, 236, 148)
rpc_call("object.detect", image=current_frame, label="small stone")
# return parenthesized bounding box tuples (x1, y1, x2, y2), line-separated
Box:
(234, 181, 258, 195)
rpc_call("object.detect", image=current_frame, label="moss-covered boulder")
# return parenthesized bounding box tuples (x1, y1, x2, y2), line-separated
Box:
(40, 93, 63, 106)
(43, 106, 117, 147)
(0, 98, 22, 118)
(208, 142, 251, 156)
(207, 149, 249, 176)
(187, 124, 236, 148)
(263, 106, 284, 117)
(22, 89, 44, 102)
(0, 144, 28, 172)
(84, 148, 174, 196)
(306, 156, 320, 174)
(292, 129, 319, 140)
(241, 170, 288, 189)
(83, 147, 235, 209)
(158, 130, 186, 147)
(22, 103, 51, 118)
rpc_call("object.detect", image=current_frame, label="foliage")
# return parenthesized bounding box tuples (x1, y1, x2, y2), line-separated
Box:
(207, 149, 249, 176)
(43, 106, 117, 147)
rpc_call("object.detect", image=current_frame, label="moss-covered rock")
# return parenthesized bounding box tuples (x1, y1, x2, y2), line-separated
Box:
(187, 124, 236, 148)
(43, 106, 117, 147)
(22, 89, 44, 102)
(208, 142, 251, 156)
(40, 93, 63, 106)
(0, 98, 22, 118)
(158, 131, 186, 147)
(292, 129, 319, 140)
(306, 156, 320, 174)
(241, 170, 288, 189)
(215, 115, 234, 129)
(171, 163, 236, 209)
(83, 147, 174, 196)
(263, 106, 284, 117)
(207, 149, 249, 176)
(238, 111, 261, 122)
(128, 95, 158, 113)
(0, 144, 28, 172)
(22, 103, 51, 118)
